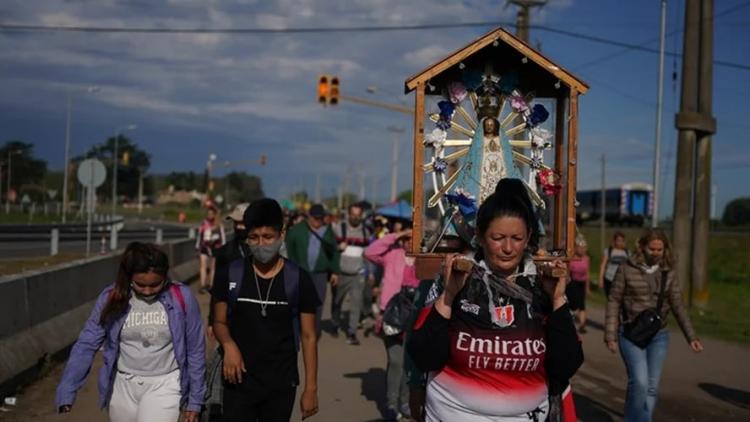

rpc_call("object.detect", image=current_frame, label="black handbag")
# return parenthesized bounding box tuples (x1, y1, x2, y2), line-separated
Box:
(382, 286, 417, 335)
(623, 270, 668, 348)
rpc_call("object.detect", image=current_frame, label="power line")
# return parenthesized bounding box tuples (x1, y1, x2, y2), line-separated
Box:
(574, 0, 750, 71)
(1, 17, 749, 71)
(0, 21, 512, 34)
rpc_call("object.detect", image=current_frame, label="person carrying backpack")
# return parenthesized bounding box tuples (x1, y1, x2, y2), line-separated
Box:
(598, 231, 629, 297)
(211, 198, 320, 422)
(331, 202, 372, 345)
(55, 242, 206, 422)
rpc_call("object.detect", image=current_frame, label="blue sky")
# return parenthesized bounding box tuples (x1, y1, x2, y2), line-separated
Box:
(1, 0, 748, 217)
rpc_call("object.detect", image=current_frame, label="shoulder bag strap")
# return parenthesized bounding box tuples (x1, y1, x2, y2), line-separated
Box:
(655, 270, 668, 314)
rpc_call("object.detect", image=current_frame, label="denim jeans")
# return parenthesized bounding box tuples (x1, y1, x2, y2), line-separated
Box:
(618, 328, 670, 422)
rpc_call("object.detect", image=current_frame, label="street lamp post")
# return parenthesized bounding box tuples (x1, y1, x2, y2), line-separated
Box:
(387, 126, 405, 202)
(206, 153, 217, 204)
(62, 86, 100, 223)
(112, 124, 137, 218)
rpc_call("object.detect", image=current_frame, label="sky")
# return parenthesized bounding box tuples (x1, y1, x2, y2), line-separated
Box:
(1, 0, 748, 218)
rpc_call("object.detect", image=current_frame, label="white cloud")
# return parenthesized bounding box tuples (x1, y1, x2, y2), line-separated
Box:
(403, 45, 450, 68)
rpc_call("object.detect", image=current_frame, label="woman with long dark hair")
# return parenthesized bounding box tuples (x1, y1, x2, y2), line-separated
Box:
(605, 228, 703, 421)
(407, 179, 582, 421)
(56, 242, 205, 422)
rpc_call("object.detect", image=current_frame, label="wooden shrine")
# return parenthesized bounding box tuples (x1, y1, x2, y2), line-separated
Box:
(403, 27, 589, 278)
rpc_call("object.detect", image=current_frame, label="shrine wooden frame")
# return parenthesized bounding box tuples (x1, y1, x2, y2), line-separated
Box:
(404, 27, 588, 279)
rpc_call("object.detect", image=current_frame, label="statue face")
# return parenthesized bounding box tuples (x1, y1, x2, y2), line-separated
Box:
(483, 118, 499, 136)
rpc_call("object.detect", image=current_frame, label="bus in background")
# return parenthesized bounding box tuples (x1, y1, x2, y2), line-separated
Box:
(577, 183, 653, 226)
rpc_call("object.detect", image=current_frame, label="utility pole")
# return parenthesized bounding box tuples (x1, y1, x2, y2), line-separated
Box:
(388, 126, 404, 202)
(358, 171, 366, 201)
(691, 0, 715, 308)
(673, 0, 716, 307)
(62, 95, 72, 223)
(600, 154, 606, 255)
(652, 0, 667, 228)
(315, 173, 321, 203)
(508, 0, 547, 42)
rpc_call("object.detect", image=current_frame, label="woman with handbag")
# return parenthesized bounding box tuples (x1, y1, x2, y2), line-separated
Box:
(605, 228, 703, 421)
(365, 226, 420, 420)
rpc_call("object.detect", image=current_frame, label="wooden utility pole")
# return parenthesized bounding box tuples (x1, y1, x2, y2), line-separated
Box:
(508, 0, 547, 42)
(673, 0, 716, 307)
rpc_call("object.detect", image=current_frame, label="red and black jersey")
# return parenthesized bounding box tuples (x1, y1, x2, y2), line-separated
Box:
(408, 272, 582, 421)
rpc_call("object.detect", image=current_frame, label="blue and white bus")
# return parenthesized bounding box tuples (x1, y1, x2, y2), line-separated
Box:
(576, 183, 653, 226)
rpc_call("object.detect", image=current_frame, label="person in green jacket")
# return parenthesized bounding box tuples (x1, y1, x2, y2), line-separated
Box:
(285, 203, 341, 337)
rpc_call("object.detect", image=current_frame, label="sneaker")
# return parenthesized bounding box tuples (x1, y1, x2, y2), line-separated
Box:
(330, 327, 340, 338)
(346, 333, 360, 345)
(398, 403, 413, 420)
(384, 407, 399, 421)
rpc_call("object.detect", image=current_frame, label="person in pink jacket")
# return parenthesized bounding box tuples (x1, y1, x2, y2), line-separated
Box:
(365, 228, 420, 420)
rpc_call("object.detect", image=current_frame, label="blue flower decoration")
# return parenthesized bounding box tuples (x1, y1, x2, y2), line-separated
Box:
(436, 119, 452, 130)
(438, 101, 455, 119)
(432, 158, 448, 173)
(527, 104, 550, 128)
(461, 69, 483, 91)
(445, 192, 478, 219)
(499, 71, 519, 94)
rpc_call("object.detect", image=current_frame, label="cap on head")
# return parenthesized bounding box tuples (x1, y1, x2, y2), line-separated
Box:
(308, 203, 327, 219)
(226, 203, 250, 222)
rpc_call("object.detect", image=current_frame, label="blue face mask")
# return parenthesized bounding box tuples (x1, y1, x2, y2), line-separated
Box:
(249, 239, 283, 264)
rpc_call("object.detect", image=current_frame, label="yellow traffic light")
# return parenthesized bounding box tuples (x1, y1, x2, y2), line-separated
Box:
(330, 76, 339, 105)
(318, 75, 329, 104)
(122, 151, 130, 166)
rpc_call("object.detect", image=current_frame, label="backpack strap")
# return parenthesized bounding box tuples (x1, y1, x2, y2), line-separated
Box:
(227, 258, 246, 318)
(341, 221, 347, 242)
(283, 259, 301, 352)
(170, 283, 187, 314)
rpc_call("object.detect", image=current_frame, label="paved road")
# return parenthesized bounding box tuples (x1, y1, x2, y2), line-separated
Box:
(2, 282, 749, 421)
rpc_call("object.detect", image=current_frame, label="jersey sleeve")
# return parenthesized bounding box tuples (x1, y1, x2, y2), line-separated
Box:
(298, 270, 321, 314)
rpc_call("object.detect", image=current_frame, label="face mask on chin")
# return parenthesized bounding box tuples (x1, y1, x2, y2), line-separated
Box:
(249, 239, 283, 264)
(131, 285, 163, 302)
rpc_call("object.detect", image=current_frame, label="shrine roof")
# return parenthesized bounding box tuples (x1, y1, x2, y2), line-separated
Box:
(405, 27, 589, 97)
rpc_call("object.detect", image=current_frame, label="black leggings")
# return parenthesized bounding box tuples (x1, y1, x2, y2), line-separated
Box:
(222, 385, 296, 422)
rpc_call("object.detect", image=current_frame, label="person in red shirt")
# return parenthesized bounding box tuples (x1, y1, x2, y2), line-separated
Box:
(408, 179, 582, 421)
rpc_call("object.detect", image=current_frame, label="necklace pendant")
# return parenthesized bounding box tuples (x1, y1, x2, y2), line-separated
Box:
(261, 309, 267, 317)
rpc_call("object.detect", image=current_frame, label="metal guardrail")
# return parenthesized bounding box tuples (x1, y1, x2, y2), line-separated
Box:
(0, 219, 125, 234)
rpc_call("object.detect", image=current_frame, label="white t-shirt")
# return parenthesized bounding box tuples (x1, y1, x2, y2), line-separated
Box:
(117, 296, 178, 376)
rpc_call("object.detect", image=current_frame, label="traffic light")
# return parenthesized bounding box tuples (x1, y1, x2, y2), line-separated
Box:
(260, 154, 267, 165)
(122, 151, 130, 166)
(318, 75, 329, 104)
(329, 76, 339, 105)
